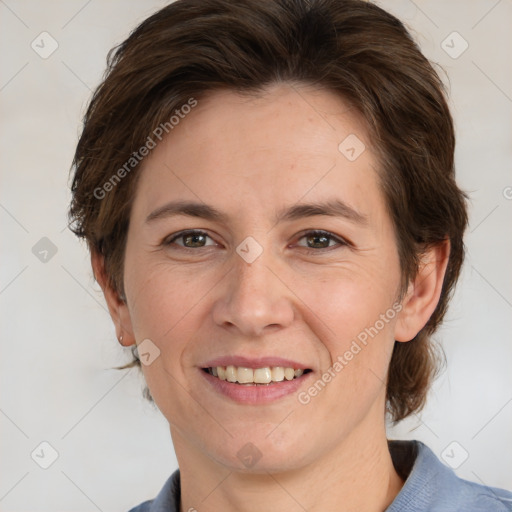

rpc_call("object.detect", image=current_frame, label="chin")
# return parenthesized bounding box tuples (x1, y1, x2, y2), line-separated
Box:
(203, 429, 317, 475)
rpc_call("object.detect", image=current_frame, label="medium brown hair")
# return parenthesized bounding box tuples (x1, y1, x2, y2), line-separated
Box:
(69, 0, 468, 423)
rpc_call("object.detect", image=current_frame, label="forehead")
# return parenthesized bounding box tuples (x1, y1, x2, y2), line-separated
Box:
(170, 83, 372, 166)
(132, 83, 384, 226)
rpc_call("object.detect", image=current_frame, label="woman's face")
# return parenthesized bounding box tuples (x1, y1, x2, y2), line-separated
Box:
(121, 84, 404, 471)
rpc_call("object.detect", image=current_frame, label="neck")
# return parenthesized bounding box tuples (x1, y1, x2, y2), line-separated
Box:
(172, 412, 404, 512)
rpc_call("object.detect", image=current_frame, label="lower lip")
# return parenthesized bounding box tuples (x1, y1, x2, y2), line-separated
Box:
(200, 369, 311, 404)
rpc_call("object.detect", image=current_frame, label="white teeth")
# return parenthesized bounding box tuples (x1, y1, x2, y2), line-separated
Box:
(284, 368, 295, 381)
(254, 367, 272, 384)
(271, 366, 285, 382)
(208, 365, 307, 384)
(237, 367, 254, 384)
(225, 365, 237, 382)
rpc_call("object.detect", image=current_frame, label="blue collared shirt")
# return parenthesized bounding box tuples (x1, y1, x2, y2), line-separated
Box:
(129, 440, 512, 511)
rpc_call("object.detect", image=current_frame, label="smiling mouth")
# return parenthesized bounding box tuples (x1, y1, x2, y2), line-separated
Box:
(202, 365, 312, 385)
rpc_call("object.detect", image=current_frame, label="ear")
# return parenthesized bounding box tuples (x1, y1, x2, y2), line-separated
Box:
(394, 240, 450, 342)
(91, 251, 136, 347)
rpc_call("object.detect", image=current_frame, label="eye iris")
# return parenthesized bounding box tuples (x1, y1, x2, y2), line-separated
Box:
(308, 233, 329, 249)
(184, 233, 206, 247)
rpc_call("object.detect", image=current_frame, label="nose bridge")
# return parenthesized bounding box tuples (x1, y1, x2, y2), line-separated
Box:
(213, 239, 294, 335)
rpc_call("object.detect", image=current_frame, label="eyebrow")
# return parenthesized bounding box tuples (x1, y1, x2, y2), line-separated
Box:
(145, 198, 368, 226)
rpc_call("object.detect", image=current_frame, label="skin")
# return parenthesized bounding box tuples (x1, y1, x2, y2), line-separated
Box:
(94, 83, 449, 511)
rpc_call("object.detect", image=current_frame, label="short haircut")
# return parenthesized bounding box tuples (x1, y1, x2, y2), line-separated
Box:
(69, 0, 468, 423)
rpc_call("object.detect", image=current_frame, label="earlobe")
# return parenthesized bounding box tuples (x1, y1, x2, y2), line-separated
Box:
(394, 240, 450, 342)
(91, 251, 136, 347)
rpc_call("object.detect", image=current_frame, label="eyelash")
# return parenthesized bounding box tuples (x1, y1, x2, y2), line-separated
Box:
(163, 229, 349, 254)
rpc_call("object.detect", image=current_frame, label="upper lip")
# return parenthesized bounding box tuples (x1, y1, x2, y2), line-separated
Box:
(200, 356, 310, 370)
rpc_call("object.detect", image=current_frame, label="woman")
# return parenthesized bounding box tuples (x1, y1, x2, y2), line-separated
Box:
(68, 0, 512, 510)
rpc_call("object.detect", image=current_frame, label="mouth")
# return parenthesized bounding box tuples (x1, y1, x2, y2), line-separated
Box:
(202, 365, 312, 385)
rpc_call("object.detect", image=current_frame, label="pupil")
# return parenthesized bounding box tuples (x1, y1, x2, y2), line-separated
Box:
(186, 233, 204, 247)
(309, 234, 328, 248)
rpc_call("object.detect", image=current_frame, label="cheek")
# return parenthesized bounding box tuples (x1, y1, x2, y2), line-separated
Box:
(124, 263, 210, 418)
(292, 262, 400, 343)
(297, 285, 398, 431)
(123, 259, 223, 395)
(125, 259, 206, 339)
(291, 265, 400, 403)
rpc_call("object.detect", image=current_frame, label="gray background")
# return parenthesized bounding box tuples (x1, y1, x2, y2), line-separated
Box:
(1, 0, 511, 510)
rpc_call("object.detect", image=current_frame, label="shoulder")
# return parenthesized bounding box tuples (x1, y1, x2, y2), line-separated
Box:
(387, 440, 512, 512)
(127, 470, 181, 512)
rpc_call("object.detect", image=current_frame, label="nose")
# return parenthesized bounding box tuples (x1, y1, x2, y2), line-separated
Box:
(212, 246, 295, 337)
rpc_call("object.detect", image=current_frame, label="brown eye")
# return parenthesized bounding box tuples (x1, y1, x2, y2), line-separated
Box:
(296, 230, 347, 251)
(166, 230, 216, 249)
